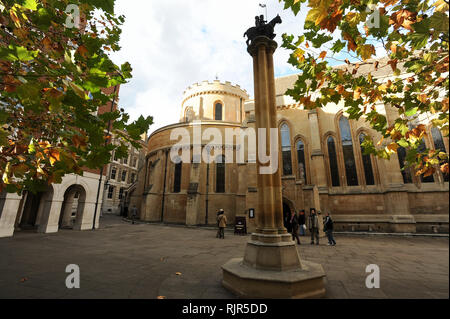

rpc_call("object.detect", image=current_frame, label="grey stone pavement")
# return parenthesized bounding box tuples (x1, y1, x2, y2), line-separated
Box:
(0, 215, 448, 299)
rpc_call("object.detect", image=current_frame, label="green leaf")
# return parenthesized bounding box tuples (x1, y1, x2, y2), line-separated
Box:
(20, 0, 37, 10)
(405, 107, 418, 117)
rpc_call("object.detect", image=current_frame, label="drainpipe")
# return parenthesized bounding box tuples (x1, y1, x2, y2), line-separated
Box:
(161, 149, 169, 222)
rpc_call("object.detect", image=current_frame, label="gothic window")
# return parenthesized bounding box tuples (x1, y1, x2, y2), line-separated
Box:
(110, 167, 117, 180)
(173, 159, 182, 193)
(327, 136, 340, 187)
(418, 140, 435, 183)
(214, 102, 223, 121)
(280, 123, 293, 175)
(359, 133, 375, 185)
(339, 116, 358, 186)
(296, 139, 307, 183)
(431, 127, 449, 182)
(397, 146, 413, 184)
(216, 155, 225, 193)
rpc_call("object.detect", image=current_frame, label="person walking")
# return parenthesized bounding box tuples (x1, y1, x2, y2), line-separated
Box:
(130, 205, 138, 224)
(323, 212, 336, 246)
(217, 209, 227, 239)
(308, 208, 319, 245)
(289, 211, 301, 245)
(216, 209, 222, 238)
(298, 209, 306, 236)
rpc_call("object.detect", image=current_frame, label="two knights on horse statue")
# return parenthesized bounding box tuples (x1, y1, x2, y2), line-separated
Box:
(243, 14, 282, 46)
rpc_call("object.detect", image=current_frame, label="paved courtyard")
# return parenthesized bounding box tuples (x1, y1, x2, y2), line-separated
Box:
(0, 215, 448, 299)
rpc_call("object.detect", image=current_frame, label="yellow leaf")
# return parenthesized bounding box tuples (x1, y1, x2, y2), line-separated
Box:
(433, 0, 449, 12)
(386, 142, 399, 153)
(157, 296, 166, 299)
(175, 272, 182, 276)
(357, 44, 376, 61)
(417, 94, 428, 104)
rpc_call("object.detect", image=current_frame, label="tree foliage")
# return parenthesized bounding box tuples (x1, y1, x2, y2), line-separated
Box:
(280, 0, 449, 179)
(0, 0, 152, 194)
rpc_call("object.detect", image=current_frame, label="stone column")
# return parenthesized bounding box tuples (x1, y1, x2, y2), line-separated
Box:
(222, 33, 326, 299)
(0, 192, 21, 238)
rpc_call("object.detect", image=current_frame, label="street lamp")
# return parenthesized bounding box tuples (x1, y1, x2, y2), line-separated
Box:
(92, 72, 124, 230)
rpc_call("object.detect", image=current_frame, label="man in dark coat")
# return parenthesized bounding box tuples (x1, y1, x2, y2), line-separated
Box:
(289, 211, 301, 245)
(324, 212, 336, 246)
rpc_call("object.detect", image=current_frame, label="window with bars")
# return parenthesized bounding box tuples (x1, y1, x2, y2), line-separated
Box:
(215, 103, 223, 121)
(216, 155, 225, 193)
(173, 159, 182, 193)
(327, 136, 340, 187)
(359, 133, 375, 185)
(339, 116, 358, 186)
(280, 123, 292, 176)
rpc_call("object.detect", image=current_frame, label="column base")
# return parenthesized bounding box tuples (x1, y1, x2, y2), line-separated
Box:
(222, 233, 326, 298)
(222, 258, 326, 299)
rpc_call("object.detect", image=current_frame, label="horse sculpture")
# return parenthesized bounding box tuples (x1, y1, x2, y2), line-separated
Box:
(243, 14, 282, 46)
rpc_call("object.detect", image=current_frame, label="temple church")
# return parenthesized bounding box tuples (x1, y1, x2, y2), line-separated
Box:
(128, 56, 449, 234)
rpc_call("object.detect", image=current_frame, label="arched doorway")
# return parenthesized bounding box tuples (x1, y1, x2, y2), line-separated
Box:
(59, 185, 86, 229)
(17, 186, 54, 231)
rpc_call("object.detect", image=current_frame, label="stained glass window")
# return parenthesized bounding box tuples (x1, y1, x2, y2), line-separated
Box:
(296, 140, 307, 183)
(327, 136, 340, 187)
(339, 116, 358, 186)
(280, 123, 292, 175)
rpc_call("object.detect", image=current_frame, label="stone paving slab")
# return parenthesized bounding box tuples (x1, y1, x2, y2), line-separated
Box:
(0, 215, 448, 299)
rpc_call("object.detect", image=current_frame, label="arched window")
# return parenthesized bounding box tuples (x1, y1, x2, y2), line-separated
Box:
(397, 146, 413, 184)
(216, 155, 225, 193)
(280, 123, 292, 175)
(418, 140, 435, 183)
(327, 136, 340, 187)
(339, 116, 358, 186)
(359, 133, 375, 185)
(173, 158, 182, 193)
(296, 140, 307, 183)
(431, 127, 449, 182)
(214, 102, 223, 120)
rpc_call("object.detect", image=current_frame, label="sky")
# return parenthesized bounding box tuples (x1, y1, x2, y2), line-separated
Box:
(109, 1, 388, 135)
(109, 0, 309, 134)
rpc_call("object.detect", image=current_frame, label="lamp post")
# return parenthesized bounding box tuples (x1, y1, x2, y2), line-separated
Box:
(92, 73, 123, 230)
